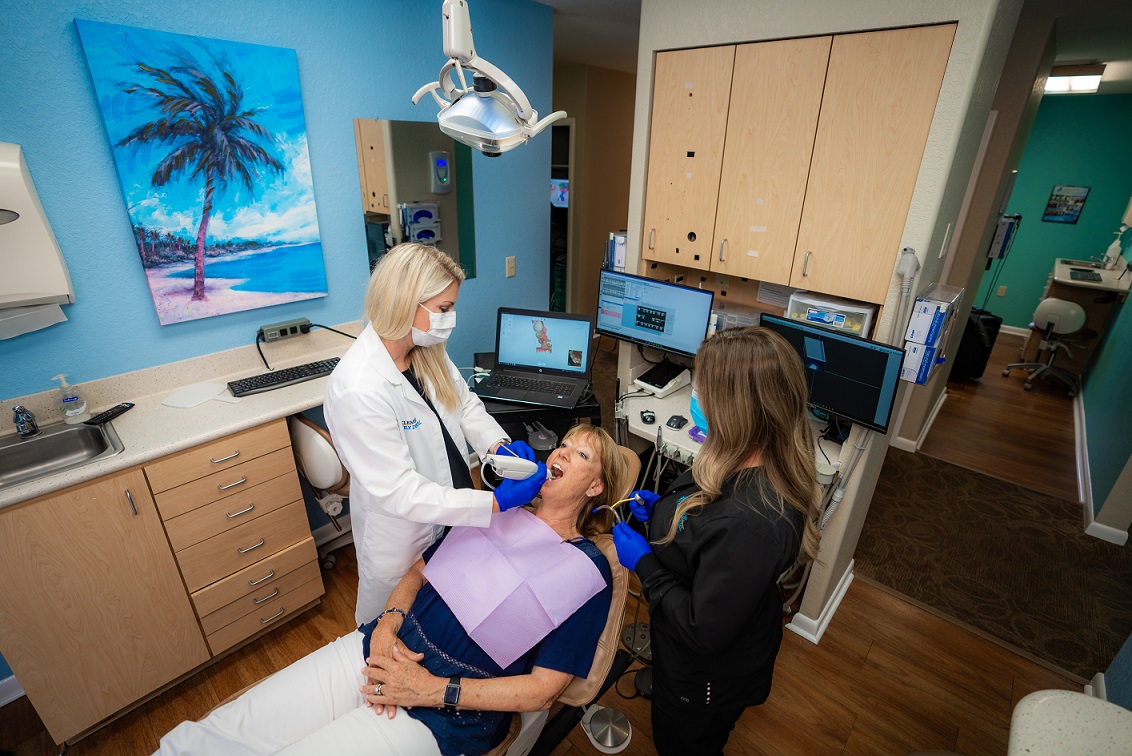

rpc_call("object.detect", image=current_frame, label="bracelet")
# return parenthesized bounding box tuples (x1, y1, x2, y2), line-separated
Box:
(376, 607, 407, 626)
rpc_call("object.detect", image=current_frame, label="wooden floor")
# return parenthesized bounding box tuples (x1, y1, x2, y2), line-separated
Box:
(918, 332, 1078, 502)
(2, 546, 1079, 755)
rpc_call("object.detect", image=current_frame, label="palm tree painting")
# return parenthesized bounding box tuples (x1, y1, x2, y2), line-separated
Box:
(76, 20, 327, 324)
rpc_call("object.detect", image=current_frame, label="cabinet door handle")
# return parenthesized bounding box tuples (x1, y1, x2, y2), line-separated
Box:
(226, 503, 256, 519)
(218, 475, 248, 491)
(802, 250, 812, 276)
(210, 450, 241, 464)
(125, 489, 138, 517)
(718, 238, 727, 263)
(259, 607, 286, 625)
(382, 193, 389, 208)
(237, 538, 266, 555)
(249, 569, 276, 587)
(253, 588, 280, 605)
(648, 229, 655, 249)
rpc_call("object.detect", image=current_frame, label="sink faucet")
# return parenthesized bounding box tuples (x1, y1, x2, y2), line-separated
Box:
(13, 406, 40, 440)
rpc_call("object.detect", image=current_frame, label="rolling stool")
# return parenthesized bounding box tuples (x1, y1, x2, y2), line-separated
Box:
(1002, 298, 1096, 397)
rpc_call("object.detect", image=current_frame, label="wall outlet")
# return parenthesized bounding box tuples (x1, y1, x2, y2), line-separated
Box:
(996, 285, 1007, 297)
(259, 317, 311, 342)
(505, 256, 516, 278)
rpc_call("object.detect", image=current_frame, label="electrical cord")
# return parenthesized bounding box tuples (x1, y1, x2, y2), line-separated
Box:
(816, 436, 831, 465)
(636, 344, 661, 365)
(255, 332, 271, 371)
(306, 323, 357, 340)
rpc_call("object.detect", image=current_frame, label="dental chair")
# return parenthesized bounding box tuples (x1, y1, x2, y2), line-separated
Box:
(287, 414, 352, 568)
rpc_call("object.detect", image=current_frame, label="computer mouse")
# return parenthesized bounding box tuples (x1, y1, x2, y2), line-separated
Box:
(666, 414, 688, 430)
(641, 410, 656, 425)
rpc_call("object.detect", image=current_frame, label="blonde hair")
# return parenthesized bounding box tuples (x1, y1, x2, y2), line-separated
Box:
(656, 327, 822, 561)
(532, 424, 629, 538)
(364, 243, 466, 410)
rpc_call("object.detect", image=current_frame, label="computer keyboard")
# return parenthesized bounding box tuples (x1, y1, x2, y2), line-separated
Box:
(228, 358, 341, 397)
(486, 374, 573, 395)
(1069, 269, 1103, 282)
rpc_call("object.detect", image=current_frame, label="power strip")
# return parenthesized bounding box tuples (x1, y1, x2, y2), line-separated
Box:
(259, 317, 311, 342)
(659, 442, 694, 465)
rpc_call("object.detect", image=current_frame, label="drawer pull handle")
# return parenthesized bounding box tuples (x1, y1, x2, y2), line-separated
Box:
(237, 538, 266, 555)
(253, 588, 280, 605)
(218, 476, 248, 491)
(210, 450, 241, 464)
(249, 569, 275, 587)
(125, 489, 138, 517)
(802, 250, 812, 276)
(259, 607, 286, 625)
(226, 503, 256, 519)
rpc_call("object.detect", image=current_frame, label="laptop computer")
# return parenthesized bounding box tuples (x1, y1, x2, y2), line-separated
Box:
(472, 308, 595, 409)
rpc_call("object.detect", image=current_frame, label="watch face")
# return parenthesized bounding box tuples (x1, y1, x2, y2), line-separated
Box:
(444, 681, 460, 707)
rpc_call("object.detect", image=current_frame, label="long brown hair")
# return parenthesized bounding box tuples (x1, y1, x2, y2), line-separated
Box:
(363, 243, 465, 410)
(656, 327, 822, 561)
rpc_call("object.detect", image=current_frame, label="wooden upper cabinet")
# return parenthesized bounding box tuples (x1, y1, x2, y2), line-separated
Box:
(791, 24, 956, 303)
(710, 37, 831, 281)
(354, 118, 391, 213)
(642, 45, 735, 268)
(0, 470, 209, 744)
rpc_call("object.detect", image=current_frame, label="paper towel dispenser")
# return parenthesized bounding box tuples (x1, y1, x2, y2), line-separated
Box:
(0, 142, 74, 338)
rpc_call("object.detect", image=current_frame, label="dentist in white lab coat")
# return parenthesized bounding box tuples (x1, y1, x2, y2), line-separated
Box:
(325, 243, 545, 625)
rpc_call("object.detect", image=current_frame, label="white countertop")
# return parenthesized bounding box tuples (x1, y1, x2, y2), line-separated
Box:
(1054, 259, 1132, 294)
(0, 321, 364, 509)
(1008, 690, 1132, 755)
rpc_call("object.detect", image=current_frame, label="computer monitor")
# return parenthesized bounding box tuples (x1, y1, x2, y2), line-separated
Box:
(595, 269, 715, 359)
(759, 312, 904, 434)
(550, 178, 569, 208)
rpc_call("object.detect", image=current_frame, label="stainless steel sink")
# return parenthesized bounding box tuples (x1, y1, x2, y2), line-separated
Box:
(0, 421, 125, 491)
(1061, 258, 1103, 269)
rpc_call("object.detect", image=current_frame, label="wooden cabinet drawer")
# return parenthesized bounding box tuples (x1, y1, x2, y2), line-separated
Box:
(205, 575, 325, 656)
(153, 448, 296, 521)
(164, 471, 302, 552)
(191, 537, 318, 617)
(200, 559, 321, 636)
(145, 419, 290, 493)
(177, 501, 310, 592)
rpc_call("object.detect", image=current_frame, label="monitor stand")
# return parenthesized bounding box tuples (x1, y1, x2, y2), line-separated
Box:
(634, 359, 691, 399)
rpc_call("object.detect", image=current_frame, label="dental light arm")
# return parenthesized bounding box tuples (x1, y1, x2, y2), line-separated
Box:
(413, 0, 566, 156)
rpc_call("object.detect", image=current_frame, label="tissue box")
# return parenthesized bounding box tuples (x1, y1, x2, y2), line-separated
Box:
(900, 342, 942, 385)
(905, 284, 963, 346)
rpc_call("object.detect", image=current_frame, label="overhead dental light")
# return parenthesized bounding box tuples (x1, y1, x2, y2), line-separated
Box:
(412, 0, 566, 157)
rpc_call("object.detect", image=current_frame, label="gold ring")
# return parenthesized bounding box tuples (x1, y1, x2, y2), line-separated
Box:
(374, 683, 382, 696)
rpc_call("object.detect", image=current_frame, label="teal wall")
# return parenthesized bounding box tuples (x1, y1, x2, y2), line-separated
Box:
(1083, 296, 1132, 514)
(0, 0, 553, 693)
(974, 94, 1132, 326)
(1110, 632, 1132, 711)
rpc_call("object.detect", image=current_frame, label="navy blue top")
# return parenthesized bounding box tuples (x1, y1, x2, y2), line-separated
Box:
(359, 532, 612, 756)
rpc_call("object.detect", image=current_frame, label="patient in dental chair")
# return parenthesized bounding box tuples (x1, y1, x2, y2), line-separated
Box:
(156, 424, 627, 756)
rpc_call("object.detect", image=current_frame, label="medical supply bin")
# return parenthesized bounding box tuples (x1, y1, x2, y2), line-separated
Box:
(786, 292, 876, 336)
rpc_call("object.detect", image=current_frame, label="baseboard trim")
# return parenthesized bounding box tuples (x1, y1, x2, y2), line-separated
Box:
(0, 674, 24, 707)
(890, 436, 917, 452)
(1085, 519, 1128, 546)
(786, 559, 854, 645)
(1076, 397, 1129, 545)
(999, 324, 1029, 338)
(1085, 672, 1107, 700)
(917, 387, 948, 451)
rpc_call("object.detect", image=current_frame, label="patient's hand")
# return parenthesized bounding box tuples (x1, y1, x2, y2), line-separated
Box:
(366, 623, 423, 717)
(362, 645, 443, 715)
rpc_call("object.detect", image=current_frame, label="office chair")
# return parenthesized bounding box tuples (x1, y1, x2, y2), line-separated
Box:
(1001, 298, 1096, 397)
(287, 414, 352, 568)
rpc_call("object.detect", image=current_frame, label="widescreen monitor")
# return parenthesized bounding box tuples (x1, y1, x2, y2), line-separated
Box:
(595, 269, 714, 358)
(759, 312, 904, 434)
(550, 178, 569, 208)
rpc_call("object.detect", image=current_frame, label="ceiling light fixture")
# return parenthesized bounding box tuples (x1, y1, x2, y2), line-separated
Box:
(1044, 63, 1105, 95)
(413, 0, 566, 157)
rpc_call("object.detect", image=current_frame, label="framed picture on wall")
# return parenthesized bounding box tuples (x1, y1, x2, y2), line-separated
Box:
(1041, 185, 1090, 224)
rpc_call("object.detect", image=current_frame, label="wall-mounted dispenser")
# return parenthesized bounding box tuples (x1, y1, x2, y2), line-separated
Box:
(429, 150, 452, 194)
(0, 142, 74, 339)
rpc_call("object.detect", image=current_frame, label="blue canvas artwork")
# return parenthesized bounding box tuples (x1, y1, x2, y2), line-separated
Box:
(76, 19, 326, 325)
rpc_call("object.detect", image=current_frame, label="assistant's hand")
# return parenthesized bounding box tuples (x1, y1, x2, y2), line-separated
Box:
(494, 462, 547, 511)
(613, 522, 652, 571)
(628, 489, 660, 522)
(497, 440, 537, 462)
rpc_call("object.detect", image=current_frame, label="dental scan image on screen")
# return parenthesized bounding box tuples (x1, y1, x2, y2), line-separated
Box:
(497, 312, 591, 373)
(596, 269, 714, 357)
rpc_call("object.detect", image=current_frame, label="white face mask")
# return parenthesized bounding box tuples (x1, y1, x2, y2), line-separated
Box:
(412, 303, 457, 347)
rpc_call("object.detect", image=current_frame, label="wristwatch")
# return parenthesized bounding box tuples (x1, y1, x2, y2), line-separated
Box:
(443, 675, 461, 709)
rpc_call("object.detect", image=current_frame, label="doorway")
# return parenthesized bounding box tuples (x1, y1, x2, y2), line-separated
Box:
(550, 121, 574, 312)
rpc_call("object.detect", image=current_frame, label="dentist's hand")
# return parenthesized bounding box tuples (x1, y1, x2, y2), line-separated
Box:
(612, 522, 651, 571)
(494, 462, 547, 511)
(497, 440, 537, 463)
(628, 490, 660, 522)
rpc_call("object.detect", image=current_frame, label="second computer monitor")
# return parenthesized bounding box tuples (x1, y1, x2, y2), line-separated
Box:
(595, 269, 715, 358)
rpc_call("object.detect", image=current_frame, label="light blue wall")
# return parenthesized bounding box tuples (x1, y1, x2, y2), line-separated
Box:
(1109, 632, 1132, 711)
(973, 94, 1132, 327)
(0, 0, 552, 690)
(0, 0, 554, 400)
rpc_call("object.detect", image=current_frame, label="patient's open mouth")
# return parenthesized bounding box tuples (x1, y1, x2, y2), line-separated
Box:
(549, 463, 564, 480)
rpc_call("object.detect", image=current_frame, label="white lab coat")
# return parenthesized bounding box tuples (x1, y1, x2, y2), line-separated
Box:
(324, 325, 506, 625)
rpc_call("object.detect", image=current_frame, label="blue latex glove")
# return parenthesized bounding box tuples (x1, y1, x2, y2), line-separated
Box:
(628, 489, 661, 523)
(612, 522, 652, 571)
(497, 440, 537, 463)
(494, 462, 547, 511)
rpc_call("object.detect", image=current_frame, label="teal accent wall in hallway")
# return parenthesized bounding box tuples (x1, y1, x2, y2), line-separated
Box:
(1083, 296, 1131, 515)
(974, 94, 1132, 327)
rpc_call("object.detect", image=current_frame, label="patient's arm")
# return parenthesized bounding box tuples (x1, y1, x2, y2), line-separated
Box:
(369, 557, 427, 662)
(363, 647, 572, 712)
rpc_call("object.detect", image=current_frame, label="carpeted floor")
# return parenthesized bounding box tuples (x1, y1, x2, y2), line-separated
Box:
(855, 448, 1132, 680)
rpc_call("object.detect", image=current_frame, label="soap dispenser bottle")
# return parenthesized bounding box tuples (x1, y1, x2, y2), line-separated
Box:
(53, 374, 91, 424)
